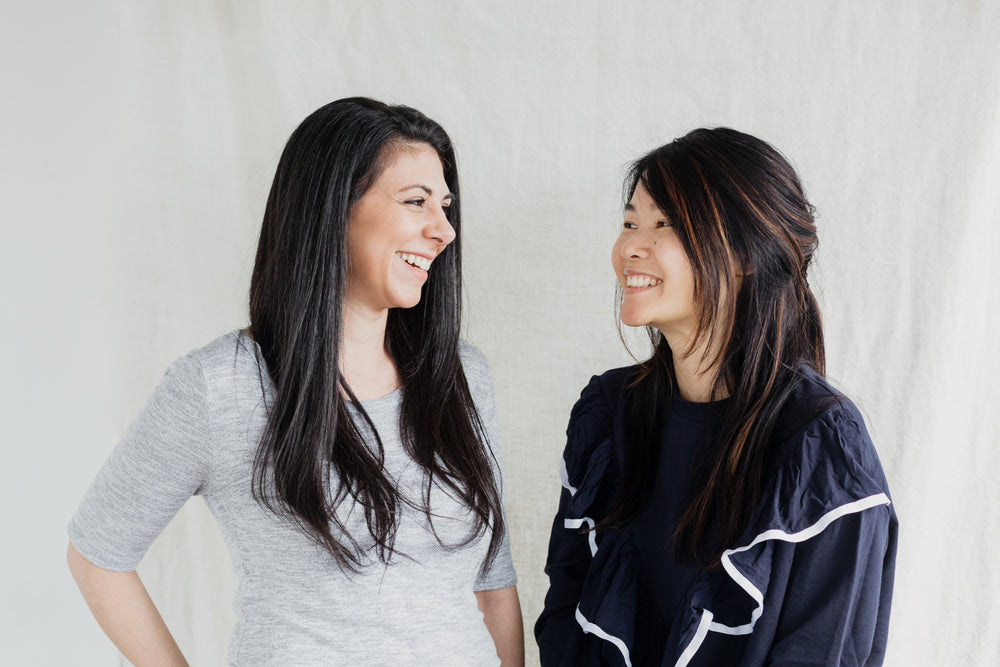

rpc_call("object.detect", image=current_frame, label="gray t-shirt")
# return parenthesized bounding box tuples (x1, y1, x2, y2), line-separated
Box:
(69, 330, 516, 666)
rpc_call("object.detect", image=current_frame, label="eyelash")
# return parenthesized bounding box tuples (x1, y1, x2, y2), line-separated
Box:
(405, 198, 452, 211)
(623, 221, 672, 229)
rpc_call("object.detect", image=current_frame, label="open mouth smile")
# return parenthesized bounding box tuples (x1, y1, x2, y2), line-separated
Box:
(396, 251, 432, 272)
(625, 274, 662, 289)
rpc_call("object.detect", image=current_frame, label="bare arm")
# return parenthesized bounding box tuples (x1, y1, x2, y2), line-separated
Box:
(476, 585, 524, 667)
(67, 541, 188, 667)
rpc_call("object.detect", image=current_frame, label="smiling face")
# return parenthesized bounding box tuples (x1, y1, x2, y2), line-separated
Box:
(612, 182, 698, 340)
(345, 143, 456, 314)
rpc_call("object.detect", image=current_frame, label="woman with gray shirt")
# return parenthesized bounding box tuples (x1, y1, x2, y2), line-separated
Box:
(67, 97, 523, 666)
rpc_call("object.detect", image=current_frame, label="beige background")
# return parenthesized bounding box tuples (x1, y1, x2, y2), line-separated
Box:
(3, 1, 998, 664)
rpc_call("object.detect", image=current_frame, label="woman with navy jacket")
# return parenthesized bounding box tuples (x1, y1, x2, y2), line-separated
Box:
(535, 128, 897, 666)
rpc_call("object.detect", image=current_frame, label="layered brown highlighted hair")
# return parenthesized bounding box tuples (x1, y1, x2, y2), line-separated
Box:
(607, 127, 827, 563)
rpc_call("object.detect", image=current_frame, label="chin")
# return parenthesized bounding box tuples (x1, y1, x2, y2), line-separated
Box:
(619, 310, 649, 328)
(391, 293, 423, 310)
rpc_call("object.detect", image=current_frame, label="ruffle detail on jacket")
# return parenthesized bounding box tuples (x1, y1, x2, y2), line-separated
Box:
(559, 371, 644, 666)
(546, 366, 894, 667)
(560, 376, 617, 508)
(672, 399, 892, 666)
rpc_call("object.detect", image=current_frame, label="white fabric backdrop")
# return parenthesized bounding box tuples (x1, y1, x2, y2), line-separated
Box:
(3, 1, 998, 664)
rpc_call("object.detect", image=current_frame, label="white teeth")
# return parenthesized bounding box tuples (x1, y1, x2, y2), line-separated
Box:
(625, 275, 662, 288)
(396, 252, 431, 271)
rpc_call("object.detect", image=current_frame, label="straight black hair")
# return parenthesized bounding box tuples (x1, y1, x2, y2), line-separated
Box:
(605, 127, 827, 564)
(248, 97, 504, 572)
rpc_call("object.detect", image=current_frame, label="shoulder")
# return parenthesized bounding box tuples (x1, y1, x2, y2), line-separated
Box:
(458, 339, 490, 373)
(458, 340, 494, 400)
(171, 329, 260, 384)
(560, 365, 638, 495)
(187, 329, 255, 369)
(567, 365, 636, 439)
(779, 367, 884, 482)
(759, 366, 892, 534)
(150, 330, 260, 410)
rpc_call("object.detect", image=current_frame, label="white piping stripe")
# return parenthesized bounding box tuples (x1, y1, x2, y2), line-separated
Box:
(575, 605, 632, 667)
(559, 457, 578, 496)
(719, 492, 890, 631)
(564, 516, 598, 556)
(674, 610, 713, 667)
(708, 618, 754, 635)
(675, 493, 891, 660)
(565, 517, 624, 662)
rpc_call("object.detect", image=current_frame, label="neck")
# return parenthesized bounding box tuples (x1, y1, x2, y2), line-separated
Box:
(340, 302, 398, 401)
(661, 325, 726, 403)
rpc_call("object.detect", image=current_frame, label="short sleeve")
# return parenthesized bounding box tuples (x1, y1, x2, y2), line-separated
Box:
(67, 352, 213, 572)
(461, 341, 518, 591)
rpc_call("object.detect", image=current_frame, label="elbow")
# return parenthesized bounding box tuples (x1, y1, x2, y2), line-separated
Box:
(66, 540, 137, 584)
(475, 584, 521, 616)
(66, 540, 113, 589)
(66, 540, 88, 586)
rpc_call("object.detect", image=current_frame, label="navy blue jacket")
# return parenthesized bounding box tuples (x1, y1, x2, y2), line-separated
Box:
(535, 366, 897, 666)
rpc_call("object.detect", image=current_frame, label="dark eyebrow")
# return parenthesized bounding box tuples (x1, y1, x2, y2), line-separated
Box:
(400, 184, 455, 202)
(625, 203, 636, 212)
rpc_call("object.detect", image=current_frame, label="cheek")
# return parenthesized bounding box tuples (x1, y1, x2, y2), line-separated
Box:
(658, 242, 691, 278)
(611, 239, 624, 272)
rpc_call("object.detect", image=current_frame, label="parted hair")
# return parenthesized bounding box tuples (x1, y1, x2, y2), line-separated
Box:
(248, 97, 504, 572)
(607, 127, 826, 564)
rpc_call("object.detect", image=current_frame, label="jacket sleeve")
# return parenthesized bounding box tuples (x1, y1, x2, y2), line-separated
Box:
(534, 373, 620, 666)
(534, 486, 599, 665)
(752, 503, 898, 666)
(679, 395, 898, 666)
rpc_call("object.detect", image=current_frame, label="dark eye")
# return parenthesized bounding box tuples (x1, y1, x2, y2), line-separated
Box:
(623, 221, 637, 229)
(656, 220, 674, 228)
(405, 197, 426, 207)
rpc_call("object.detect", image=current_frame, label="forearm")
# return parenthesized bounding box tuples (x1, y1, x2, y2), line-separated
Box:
(476, 585, 525, 667)
(535, 489, 591, 658)
(67, 541, 188, 667)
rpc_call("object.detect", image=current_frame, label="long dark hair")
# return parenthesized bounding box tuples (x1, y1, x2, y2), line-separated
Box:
(248, 97, 504, 572)
(606, 127, 826, 564)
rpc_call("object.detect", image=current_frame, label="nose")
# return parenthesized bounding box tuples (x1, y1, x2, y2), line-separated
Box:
(426, 205, 457, 246)
(619, 230, 650, 260)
